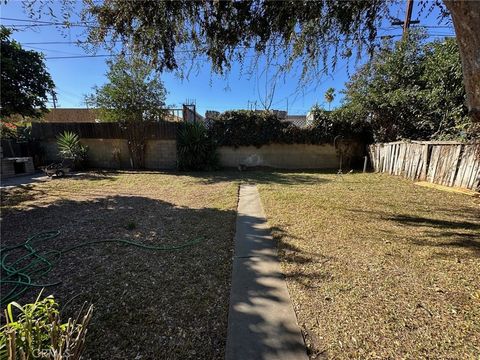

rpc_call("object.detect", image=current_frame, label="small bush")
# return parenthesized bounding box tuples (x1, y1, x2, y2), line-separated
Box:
(56, 131, 88, 169)
(177, 122, 219, 171)
(0, 294, 93, 359)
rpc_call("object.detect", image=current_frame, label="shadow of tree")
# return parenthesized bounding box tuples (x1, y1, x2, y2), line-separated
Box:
(387, 215, 480, 232)
(187, 169, 334, 185)
(226, 191, 308, 359)
(0, 184, 48, 209)
(1, 194, 236, 359)
(384, 214, 480, 255)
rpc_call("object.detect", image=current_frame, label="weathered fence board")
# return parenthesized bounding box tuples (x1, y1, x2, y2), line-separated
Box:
(32, 121, 178, 140)
(369, 141, 480, 191)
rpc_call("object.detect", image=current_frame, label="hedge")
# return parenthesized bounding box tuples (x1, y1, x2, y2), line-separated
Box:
(208, 110, 372, 148)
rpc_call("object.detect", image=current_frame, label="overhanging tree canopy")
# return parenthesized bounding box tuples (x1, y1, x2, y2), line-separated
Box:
(81, 0, 479, 127)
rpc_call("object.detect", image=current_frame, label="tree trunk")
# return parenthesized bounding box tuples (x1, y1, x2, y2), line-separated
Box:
(124, 122, 147, 169)
(443, 1, 480, 129)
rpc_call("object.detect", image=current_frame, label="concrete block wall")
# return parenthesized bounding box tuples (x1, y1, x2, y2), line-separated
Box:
(1, 157, 35, 179)
(145, 140, 177, 169)
(39, 139, 363, 171)
(219, 144, 342, 169)
(40, 138, 177, 170)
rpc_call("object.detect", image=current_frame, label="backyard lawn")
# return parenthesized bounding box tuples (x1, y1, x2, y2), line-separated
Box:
(1, 171, 238, 359)
(1, 170, 479, 359)
(257, 172, 480, 359)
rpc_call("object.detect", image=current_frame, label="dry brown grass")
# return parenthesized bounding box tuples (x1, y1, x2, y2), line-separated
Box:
(1, 171, 238, 359)
(257, 172, 480, 359)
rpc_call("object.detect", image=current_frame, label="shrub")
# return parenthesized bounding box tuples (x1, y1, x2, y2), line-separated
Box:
(0, 294, 93, 359)
(208, 110, 371, 148)
(56, 131, 88, 169)
(177, 122, 219, 171)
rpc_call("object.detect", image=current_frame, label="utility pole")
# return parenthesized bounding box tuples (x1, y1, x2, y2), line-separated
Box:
(391, 0, 419, 38)
(403, 0, 414, 36)
(52, 91, 58, 109)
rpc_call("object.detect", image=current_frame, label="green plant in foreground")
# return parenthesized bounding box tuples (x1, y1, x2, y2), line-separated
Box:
(56, 131, 88, 169)
(0, 293, 93, 360)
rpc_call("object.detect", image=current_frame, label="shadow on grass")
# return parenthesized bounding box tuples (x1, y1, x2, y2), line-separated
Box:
(1, 194, 236, 359)
(387, 215, 480, 232)
(70, 170, 117, 181)
(187, 169, 336, 185)
(0, 184, 48, 209)
(385, 214, 480, 255)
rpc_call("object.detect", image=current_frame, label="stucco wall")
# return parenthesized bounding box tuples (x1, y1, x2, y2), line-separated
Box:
(218, 143, 362, 169)
(40, 139, 177, 169)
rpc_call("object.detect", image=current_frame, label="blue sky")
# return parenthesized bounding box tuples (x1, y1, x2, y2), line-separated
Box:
(1, 1, 454, 116)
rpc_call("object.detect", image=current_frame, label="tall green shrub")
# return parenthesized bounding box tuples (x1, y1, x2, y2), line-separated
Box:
(177, 122, 219, 171)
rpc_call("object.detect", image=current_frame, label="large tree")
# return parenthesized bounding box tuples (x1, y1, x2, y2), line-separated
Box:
(0, 26, 55, 118)
(80, 0, 479, 128)
(341, 32, 469, 142)
(86, 55, 168, 168)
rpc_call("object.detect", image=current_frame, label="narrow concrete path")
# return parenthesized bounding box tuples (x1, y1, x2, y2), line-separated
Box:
(226, 184, 308, 360)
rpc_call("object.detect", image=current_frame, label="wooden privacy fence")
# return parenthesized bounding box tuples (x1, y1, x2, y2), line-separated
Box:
(31, 121, 178, 140)
(369, 141, 480, 191)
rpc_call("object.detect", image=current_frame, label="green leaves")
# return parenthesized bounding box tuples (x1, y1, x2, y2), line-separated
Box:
(0, 26, 55, 118)
(56, 131, 88, 168)
(342, 32, 470, 142)
(177, 122, 219, 171)
(85, 55, 168, 123)
(85, 1, 396, 86)
(0, 294, 93, 360)
(209, 110, 370, 148)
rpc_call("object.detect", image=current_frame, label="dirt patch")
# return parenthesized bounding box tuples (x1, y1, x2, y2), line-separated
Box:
(1, 171, 238, 359)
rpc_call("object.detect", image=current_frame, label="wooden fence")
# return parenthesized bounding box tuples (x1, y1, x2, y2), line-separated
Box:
(31, 121, 178, 140)
(369, 141, 480, 191)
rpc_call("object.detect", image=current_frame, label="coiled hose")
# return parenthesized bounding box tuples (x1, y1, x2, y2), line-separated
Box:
(0, 231, 204, 307)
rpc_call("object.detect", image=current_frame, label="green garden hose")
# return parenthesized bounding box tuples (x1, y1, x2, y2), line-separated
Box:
(0, 231, 205, 307)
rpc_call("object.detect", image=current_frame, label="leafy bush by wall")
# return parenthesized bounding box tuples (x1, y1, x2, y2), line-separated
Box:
(177, 122, 219, 171)
(208, 110, 371, 148)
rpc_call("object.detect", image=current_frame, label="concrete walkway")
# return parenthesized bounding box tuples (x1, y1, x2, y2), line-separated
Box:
(226, 184, 308, 360)
(0, 172, 48, 189)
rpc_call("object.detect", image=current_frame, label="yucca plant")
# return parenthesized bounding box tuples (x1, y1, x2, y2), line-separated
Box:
(0, 293, 93, 360)
(177, 122, 219, 171)
(56, 131, 88, 169)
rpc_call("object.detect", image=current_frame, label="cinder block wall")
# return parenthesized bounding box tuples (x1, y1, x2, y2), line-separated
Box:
(40, 139, 177, 169)
(218, 143, 364, 169)
(40, 139, 363, 170)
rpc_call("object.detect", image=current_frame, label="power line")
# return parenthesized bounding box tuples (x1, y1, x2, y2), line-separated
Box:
(46, 54, 118, 59)
(0, 16, 99, 28)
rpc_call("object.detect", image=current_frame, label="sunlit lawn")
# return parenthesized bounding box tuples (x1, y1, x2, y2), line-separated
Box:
(2, 169, 479, 359)
(257, 172, 480, 359)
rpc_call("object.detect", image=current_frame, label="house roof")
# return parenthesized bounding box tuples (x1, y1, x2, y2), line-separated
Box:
(43, 108, 98, 123)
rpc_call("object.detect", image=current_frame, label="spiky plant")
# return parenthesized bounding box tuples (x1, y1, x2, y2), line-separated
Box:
(56, 131, 88, 168)
(177, 122, 219, 171)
